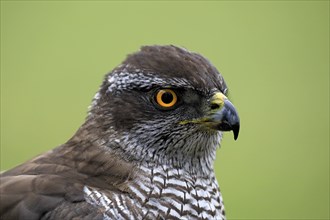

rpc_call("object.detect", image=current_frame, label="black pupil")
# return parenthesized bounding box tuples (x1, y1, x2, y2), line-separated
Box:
(162, 92, 173, 104)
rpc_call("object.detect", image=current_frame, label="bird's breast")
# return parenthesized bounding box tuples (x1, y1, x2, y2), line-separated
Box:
(84, 164, 226, 219)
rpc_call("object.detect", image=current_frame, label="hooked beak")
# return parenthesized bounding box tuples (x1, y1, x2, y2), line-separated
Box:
(206, 92, 240, 140)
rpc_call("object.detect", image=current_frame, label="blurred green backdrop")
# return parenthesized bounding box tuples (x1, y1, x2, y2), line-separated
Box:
(1, 1, 329, 219)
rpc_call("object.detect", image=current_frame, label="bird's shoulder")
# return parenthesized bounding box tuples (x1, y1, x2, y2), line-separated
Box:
(0, 140, 137, 220)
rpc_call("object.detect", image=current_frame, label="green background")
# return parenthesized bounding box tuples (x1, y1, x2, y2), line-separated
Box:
(1, 1, 329, 219)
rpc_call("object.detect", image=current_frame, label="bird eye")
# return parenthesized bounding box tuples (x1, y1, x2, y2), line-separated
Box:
(155, 89, 178, 108)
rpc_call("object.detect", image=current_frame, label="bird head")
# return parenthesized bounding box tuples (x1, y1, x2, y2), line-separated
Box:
(85, 45, 239, 173)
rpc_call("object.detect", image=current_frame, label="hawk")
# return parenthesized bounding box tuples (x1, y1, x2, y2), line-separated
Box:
(0, 45, 240, 220)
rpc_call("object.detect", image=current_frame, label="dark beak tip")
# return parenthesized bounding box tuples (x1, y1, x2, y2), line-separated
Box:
(232, 124, 240, 141)
(233, 131, 239, 140)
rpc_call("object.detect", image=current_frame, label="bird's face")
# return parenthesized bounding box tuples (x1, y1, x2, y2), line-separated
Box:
(88, 46, 239, 172)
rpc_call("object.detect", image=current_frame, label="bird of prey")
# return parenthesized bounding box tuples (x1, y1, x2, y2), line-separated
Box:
(0, 45, 240, 220)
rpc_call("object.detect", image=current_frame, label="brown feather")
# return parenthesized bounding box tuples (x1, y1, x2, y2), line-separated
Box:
(0, 136, 136, 219)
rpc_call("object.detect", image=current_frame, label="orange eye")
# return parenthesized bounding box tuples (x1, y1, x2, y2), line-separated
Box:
(155, 89, 178, 108)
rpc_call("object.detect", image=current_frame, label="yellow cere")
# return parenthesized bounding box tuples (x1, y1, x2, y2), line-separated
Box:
(211, 92, 227, 109)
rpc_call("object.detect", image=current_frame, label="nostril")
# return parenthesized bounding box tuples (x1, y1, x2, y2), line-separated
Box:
(210, 103, 220, 110)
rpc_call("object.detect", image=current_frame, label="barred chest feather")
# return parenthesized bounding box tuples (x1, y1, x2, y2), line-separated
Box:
(84, 164, 226, 220)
